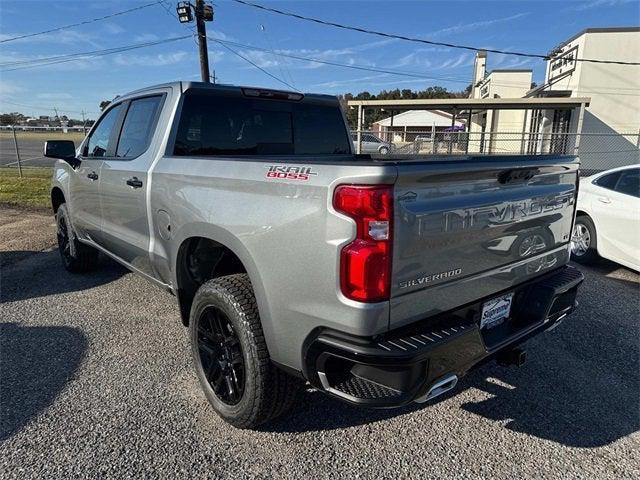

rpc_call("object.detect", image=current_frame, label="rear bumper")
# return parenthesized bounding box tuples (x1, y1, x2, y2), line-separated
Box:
(302, 265, 584, 407)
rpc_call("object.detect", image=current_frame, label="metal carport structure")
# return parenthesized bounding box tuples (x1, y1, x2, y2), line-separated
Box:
(347, 97, 591, 155)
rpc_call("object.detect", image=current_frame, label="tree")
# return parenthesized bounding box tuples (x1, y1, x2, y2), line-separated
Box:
(99, 100, 111, 111)
(0, 112, 24, 125)
(339, 85, 467, 129)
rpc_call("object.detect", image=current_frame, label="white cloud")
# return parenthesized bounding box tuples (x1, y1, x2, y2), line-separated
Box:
(208, 30, 231, 41)
(0, 50, 104, 73)
(312, 74, 391, 89)
(133, 33, 160, 42)
(37, 93, 74, 100)
(433, 52, 474, 70)
(0, 29, 101, 48)
(563, 0, 635, 12)
(103, 23, 125, 35)
(392, 51, 432, 69)
(113, 51, 190, 67)
(112, 50, 223, 67)
(429, 12, 530, 37)
(0, 80, 24, 95)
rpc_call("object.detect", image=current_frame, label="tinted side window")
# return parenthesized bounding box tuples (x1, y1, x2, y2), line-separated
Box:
(594, 172, 620, 190)
(173, 91, 350, 156)
(615, 169, 640, 198)
(86, 104, 122, 157)
(116, 96, 162, 158)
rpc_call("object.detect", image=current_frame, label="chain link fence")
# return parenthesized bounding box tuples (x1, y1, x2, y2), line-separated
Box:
(0, 126, 86, 173)
(351, 130, 639, 175)
(0, 126, 637, 176)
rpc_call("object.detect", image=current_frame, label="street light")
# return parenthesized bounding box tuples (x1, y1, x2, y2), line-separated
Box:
(176, 2, 193, 23)
(175, 0, 214, 82)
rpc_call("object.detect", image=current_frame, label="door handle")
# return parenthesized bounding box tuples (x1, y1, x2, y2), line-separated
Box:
(597, 196, 611, 204)
(126, 177, 143, 189)
(87, 171, 98, 181)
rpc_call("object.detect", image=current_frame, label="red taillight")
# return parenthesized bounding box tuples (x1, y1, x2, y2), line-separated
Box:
(333, 185, 393, 302)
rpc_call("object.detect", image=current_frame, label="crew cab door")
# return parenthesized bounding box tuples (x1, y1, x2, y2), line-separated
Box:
(71, 103, 124, 243)
(99, 95, 164, 276)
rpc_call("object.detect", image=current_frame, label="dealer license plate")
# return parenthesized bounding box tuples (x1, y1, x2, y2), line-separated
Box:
(480, 292, 514, 329)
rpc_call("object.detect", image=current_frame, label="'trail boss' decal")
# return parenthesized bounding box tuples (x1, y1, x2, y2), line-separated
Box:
(266, 165, 318, 181)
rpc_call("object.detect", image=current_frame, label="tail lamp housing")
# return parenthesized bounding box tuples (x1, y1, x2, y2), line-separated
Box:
(333, 185, 393, 302)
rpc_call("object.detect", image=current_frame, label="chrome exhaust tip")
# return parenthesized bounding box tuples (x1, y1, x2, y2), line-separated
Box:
(414, 374, 458, 403)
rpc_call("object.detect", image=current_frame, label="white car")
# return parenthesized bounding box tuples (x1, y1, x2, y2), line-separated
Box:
(571, 165, 640, 270)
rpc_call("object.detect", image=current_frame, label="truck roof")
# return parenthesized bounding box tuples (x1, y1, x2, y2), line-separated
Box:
(117, 81, 338, 102)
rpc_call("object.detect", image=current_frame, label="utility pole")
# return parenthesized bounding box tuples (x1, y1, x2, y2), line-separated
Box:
(195, 0, 210, 83)
(176, 1, 214, 83)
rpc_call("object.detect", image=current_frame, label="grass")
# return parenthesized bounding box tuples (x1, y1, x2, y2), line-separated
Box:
(0, 167, 52, 211)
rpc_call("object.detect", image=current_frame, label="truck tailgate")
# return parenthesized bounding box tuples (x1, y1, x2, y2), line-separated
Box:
(390, 155, 579, 329)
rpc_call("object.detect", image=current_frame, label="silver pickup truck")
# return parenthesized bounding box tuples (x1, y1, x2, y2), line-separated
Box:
(45, 81, 583, 429)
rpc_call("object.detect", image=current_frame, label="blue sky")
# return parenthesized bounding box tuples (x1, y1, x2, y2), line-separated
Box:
(0, 0, 638, 119)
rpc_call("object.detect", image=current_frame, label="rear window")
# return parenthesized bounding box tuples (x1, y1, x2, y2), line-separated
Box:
(615, 168, 639, 197)
(593, 171, 620, 190)
(173, 91, 351, 156)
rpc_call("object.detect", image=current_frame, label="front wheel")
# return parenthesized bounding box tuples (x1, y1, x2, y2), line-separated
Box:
(571, 215, 598, 264)
(56, 203, 98, 273)
(378, 146, 389, 155)
(189, 274, 301, 429)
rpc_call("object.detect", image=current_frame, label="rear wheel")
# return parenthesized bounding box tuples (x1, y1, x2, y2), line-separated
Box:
(189, 274, 301, 429)
(56, 203, 98, 273)
(571, 215, 598, 264)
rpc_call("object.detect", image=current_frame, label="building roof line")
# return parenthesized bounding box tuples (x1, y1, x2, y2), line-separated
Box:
(488, 69, 534, 73)
(347, 97, 591, 110)
(552, 26, 640, 52)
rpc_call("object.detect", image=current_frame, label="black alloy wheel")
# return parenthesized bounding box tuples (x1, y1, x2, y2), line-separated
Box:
(57, 213, 73, 264)
(196, 306, 245, 405)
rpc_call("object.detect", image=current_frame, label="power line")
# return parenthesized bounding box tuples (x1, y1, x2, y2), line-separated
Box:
(210, 38, 299, 91)
(0, 1, 165, 44)
(214, 38, 463, 82)
(230, 0, 640, 66)
(0, 35, 192, 72)
(211, 38, 519, 88)
(214, 39, 640, 95)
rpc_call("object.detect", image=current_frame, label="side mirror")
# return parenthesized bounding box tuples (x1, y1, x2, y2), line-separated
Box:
(44, 140, 80, 168)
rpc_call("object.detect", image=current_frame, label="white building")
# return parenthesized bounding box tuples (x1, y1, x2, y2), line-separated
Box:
(530, 27, 640, 171)
(468, 50, 533, 153)
(372, 109, 463, 142)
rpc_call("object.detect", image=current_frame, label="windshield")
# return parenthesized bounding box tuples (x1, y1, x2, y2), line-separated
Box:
(173, 91, 351, 156)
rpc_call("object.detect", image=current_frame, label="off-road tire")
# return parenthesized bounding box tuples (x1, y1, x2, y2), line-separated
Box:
(571, 215, 599, 264)
(189, 274, 302, 429)
(56, 203, 99, 273)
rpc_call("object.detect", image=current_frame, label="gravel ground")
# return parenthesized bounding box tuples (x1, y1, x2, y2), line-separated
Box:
(1, 208, 639, 479)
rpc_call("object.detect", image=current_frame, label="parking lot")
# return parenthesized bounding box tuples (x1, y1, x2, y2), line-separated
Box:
(1, 208, 638, 479)
(0, 133, 84, 168)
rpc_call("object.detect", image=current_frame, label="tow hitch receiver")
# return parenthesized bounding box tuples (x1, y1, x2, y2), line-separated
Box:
(497, 347, 527, 367)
